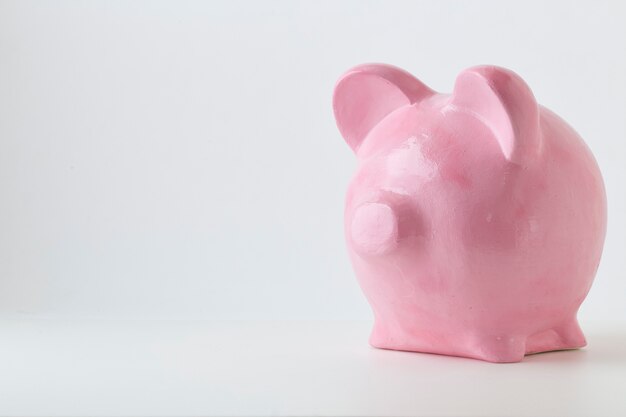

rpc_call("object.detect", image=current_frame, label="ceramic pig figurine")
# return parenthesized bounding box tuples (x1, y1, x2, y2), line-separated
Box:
(333, 64, 606, 362)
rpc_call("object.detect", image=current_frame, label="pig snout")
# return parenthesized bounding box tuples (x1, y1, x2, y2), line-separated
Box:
(350, 202, 399, 256)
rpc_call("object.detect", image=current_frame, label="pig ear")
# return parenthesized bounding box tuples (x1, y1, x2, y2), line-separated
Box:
(450, 66, 542, 165)
(333, 64, 434, 153)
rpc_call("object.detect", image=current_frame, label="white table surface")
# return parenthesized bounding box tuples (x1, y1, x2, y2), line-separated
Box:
(1, 318, 625, 417)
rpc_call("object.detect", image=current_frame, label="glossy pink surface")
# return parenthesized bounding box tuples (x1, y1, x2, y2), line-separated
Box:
(333, 64, 607, 363)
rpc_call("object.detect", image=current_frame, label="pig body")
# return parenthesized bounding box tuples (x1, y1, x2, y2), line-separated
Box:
(333, 64, 606, 362)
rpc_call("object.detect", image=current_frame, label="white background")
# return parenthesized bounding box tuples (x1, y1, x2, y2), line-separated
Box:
(1, 0, 625, 322)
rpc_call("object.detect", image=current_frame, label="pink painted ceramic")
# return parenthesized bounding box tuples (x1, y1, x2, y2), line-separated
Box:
(333, 64, 606, 362)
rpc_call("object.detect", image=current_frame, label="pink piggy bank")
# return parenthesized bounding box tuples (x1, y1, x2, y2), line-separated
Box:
(333, 64, 607, 362)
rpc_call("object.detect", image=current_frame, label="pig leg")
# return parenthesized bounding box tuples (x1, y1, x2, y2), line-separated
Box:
(553, 319, 587, 349)
(525, 319, 587, 355)
(469, 333, 527, 363)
